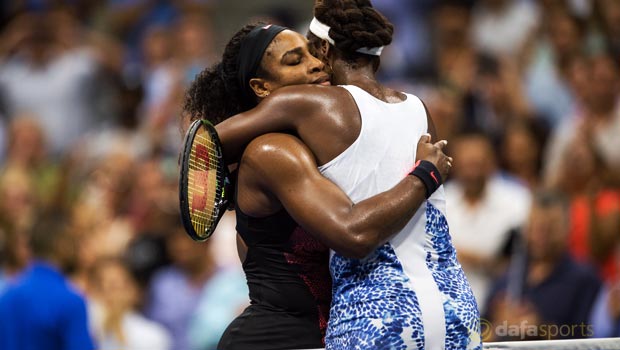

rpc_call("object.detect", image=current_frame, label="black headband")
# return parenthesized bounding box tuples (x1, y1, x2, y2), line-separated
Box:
(237, 24, 287, 105)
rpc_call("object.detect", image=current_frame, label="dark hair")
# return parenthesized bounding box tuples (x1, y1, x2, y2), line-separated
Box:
(183, 23, 273, 124)
(311, 0, 394, 63)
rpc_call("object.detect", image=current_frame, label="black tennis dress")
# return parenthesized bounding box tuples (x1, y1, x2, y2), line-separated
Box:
(217, 203, 332, 350)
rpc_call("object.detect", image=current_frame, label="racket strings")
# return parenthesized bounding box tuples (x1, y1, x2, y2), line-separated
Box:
(193, 134, 219, 153)
(187, 132, 223, 234)
(180, 120, 228, 240)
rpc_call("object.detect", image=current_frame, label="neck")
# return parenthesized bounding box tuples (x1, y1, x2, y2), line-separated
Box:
(527, 255, 560, 286)
(332, 61, 377, 87)
(463, 183, 486, 205)
(527, 262, 551, 287)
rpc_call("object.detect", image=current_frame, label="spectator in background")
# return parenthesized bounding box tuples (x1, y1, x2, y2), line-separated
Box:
(187, 238, 249, 350)
(174, 13, 216, 85)
(94, 0, 214, 60)
(123, 172, 176, 290)
(445, 132, 531, 311)
(143, 13, 217, 156)
(430, 0, 477, 94)
(523, 6, 587, 127)
(139, 24, 177, 120)
(138, 24, 183, 153)
(126, 156, 178, 236)
(0, 10, 105, 156)
(427, 0, 505, 145)
(68, 150, 138, 291)
(0, 166, 37, 233)
(123, 156, 178, 288)
(470, 54, 538, 141)
(590, 272, 620, 337)
(0, 219, 29, 295)
(373, 0, 435, 81)
(595, 0, 620, 61)
(543, 52, 620, 188)
(551, 136, 620, 284)
(423, 82, 465, 142)
(485, 191, 601, 341)
(67, 153, 177, 292)
(0, 213, 95, 350)
(498, 119, 548, 190)
(88, 257, 171, 349)
(3, 116, 62, 211)
(471, 0, 540, 58)
(146, 225, 218, 350)
(3, 116, 47, 170)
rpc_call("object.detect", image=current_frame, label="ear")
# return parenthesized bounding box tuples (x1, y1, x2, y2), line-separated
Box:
(249, 78, 271, 98)
(320, 39, 330, 58)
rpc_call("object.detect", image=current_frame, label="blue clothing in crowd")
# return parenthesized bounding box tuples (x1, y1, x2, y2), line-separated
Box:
(485, 254, 601, 340)
(590, 284, 620, 337)
(0, 262, 94, 350)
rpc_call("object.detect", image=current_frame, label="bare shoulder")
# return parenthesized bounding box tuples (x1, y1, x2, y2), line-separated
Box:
(265, 84, 353, 108)
(242, 133, 315, 173)
(245, 133, 309, 154)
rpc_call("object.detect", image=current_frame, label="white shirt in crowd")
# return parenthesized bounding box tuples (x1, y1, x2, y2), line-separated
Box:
(445, 175, 531, 311)
(89, 302, 172, 350)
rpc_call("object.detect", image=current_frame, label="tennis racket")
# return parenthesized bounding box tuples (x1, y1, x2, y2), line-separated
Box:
(179, 119, 230, 241)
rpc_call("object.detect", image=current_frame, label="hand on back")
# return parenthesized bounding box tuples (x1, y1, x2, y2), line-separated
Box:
(416, 134, 453, 181)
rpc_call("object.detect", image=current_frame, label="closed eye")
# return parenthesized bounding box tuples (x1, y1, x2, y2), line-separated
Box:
(281, 47, 304, 65)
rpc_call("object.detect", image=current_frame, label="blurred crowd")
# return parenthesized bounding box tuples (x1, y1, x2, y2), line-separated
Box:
(0, 0, 618, 348)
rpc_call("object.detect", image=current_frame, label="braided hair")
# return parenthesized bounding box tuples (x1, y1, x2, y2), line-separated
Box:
(311, 0, 394, 64)
(183, 23, 273, 124)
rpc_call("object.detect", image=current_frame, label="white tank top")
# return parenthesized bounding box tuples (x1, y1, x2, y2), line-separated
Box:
(320, 85, 481, 350)
(318, 85, 428, 201)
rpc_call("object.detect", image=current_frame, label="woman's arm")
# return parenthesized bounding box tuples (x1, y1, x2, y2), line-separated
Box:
(215, 85, 327, 163)
(242, 133, 450, 259)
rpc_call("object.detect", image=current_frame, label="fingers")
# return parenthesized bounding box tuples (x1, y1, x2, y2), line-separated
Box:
(442, 155, 452, 169)
(419, 133, 431, 144)
(441, 155, 453, 179)
(434, 140, 448, 150)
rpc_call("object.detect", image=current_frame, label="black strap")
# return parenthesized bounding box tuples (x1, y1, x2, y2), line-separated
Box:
(409, 160, 442, 199)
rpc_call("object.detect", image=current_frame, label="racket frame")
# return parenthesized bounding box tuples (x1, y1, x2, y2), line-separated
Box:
(179, 119, 229, 241)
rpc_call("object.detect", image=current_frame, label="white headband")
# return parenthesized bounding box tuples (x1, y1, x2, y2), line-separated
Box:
(308, 17, 384, 56)
(309, 18, 335, 45)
